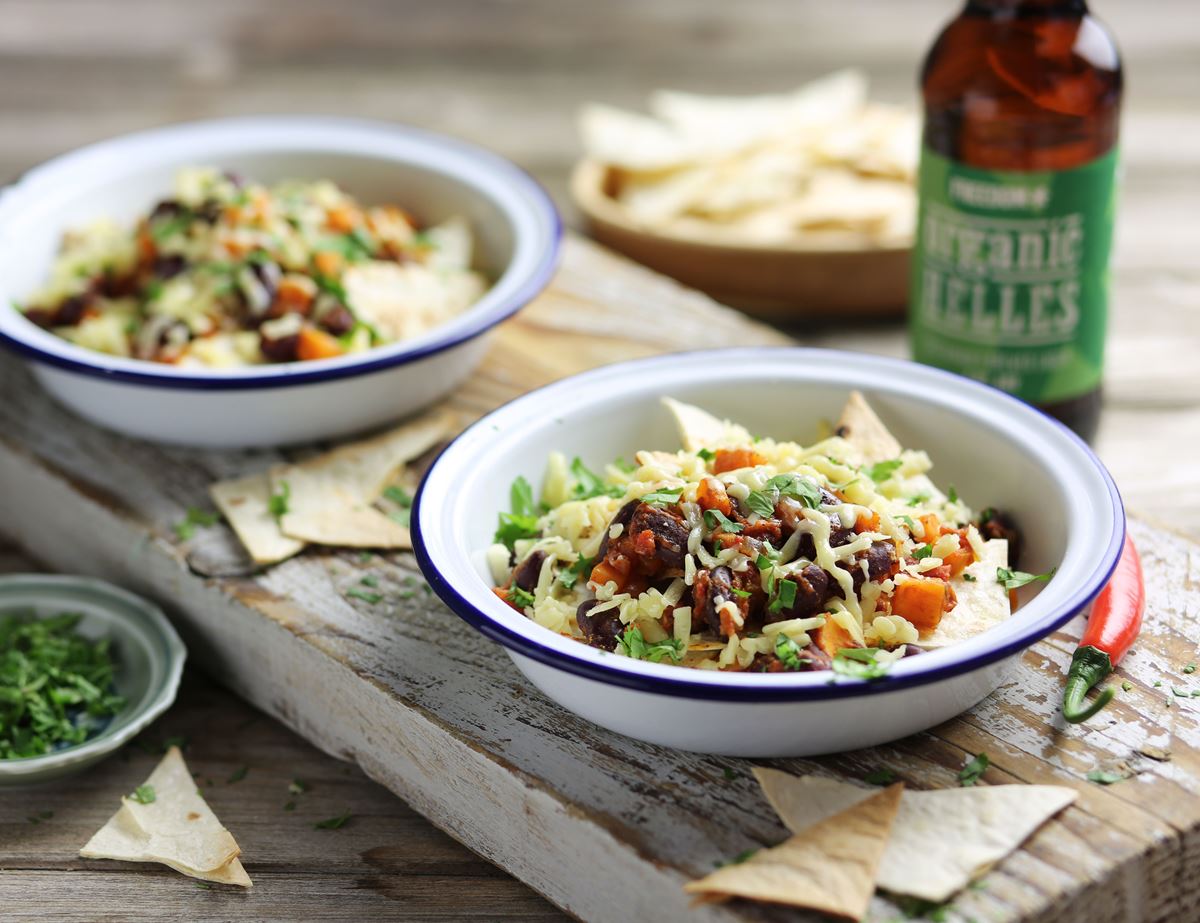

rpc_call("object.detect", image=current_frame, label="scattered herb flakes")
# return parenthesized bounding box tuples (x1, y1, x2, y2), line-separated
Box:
(714, 848, 758, 868)
(1185, 662, 1197, 674)
(508, 586, 536, 610)
(195, 881, 213, 891)
(0, 612, 126, 759)
(957, 752, 990, 787)
(639, 487, 684, 506)
(288, 779, 308, 795)
(703, 508, 744, 534)
(356, 551, 374, 564)
(721, 767, 738, 782)
(1087, 769, 1129, 785)
(268, 481, 291, 519)
(173, 506, 221, 540)
(767, 576, 798, 614)
(1172, 687, 1192, 699)
(731, 587, 753, 598)
(696, 448, 716, 463)
(867, 459, 903, 483)
(996, 566, 1057, 590)
(494, 476, 542, 550)
(131, 784, 157, 804)
(864, 767, 898, 786)
(314, 810, 353, 830)
(614, 456, 637, 473)
(896, 896, 951, 921)
(1153, 680, 1163, 688)
(962, 573, 977, 583)
(359, 575, 379, 588)
(947, 485, 959, 504)
(913, 543, 934, 560)
(568, 457, 625, 501)
(557, 553, 595, 591)
(226, 765, 249, 784)
(907, 493, 931, 507)
(346, 588, 383, 605)
(618, 627, 684, 664)
(832, 647, 892, 680)
(774, 633, 810, 671)
(382, 486, 413, 527)
(1122, 680, 1133, 692)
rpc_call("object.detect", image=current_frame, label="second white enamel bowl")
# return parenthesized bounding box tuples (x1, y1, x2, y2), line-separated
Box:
(413, 348, 1124, 757)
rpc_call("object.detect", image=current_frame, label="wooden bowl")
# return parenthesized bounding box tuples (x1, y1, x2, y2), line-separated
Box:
(570, 159, 911, 321)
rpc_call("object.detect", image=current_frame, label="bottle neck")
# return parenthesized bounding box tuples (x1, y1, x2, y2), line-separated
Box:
(966, 0, 1087, 13)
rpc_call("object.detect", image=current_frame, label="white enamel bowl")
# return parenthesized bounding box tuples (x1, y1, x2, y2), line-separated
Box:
(0, 117, 560, 448)
(414, 348, 1124, 757)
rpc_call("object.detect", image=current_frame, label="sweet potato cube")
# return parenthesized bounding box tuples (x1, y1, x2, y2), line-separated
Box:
(813, 617, 860, 659)
(892, 576, 948, 632)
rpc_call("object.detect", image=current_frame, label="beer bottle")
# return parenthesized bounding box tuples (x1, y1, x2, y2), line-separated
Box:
(909, 0, 1122, 442)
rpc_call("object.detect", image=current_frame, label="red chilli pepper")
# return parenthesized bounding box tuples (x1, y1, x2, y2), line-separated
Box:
(1062, 534, 1145, 723)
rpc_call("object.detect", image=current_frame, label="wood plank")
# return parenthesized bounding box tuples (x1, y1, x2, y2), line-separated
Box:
(2, 236, 1199, 922)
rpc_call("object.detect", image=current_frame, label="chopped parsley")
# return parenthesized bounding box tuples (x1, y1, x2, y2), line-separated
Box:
(268, 481, 290, 519)
(767, 577, 798, 614)
(149, 210, 194, 242)
(715, 848, 758, 868)
(359, 575, 379, 588)
(832, 647, 892, 680)
(382, 486, 413, 527)
(864, 767, 897, 786)
(569, 457, 624, 501)
(703, 509, 743, 534)
(1086, 769, 1128, 785)
(1121, 680, 1133, 692)
(962, 573, 977, 582)
(618, 627, 684, 664)
(288, 779, 308, 795)
(907, 492, 931, 507)
(722, 767, 737, 781)
(313, 810, 353, 830)
(130, 784, 156, 805)
(346, 588, 383, 604)
(639, 487, 684, 506)
(997, 566, 1057, 590)
(913, 543, 934, 560)
(774, 633, 810, 670)
(1185, 663, 1197, 675)
(613, 456, 637, 473)
(227, 765, 249, 784)
(897, 514, 917, 530)
(947, 485, 959, 504)
(494, 476, 542, 551)
(697, 448, 716, 462)
(0, 612, 126, 759)
(508, 586, 536, 610)
(558, 554, 595, 590)
(957, 752, 990, 786)
(867, 459, 903, 483)
(755, 552, 776, 572)
(746, 474, 823, 519)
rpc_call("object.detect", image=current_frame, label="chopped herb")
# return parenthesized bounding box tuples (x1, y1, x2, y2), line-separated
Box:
(1086, 769, 1128, 785)
(1172, 687, 1191, 698)
(288, 779, 308, 795)
(149, 210, 194, 242)
(508, 586, 536, 610)
(831, 647, 893, 680)
(913, 544, 934, 560)
(703, 509, 744, 534)
(494, 476, 541, 551)
(356, 551, 374, 563)
(131, 784, 157, 804)
(558, 554, 595, 590)
(226, 765, 248, 784)
(613, 456, 637, 473)
(957, 752, 990, 786)
(195, 881, 213, 890)
(313, 810, 352, 830)
(997, 566, 1057, 590)
(143, 279, 164, 303)
(569, 457, 624, 501)
(172, 506, 221, 541)
(382, 485, 413, 522)
(0, 612, 126, 759)
(697, 448, 716, 462)
(747, 474, 823, 520)
(768, 578, 798, 614)
(1186, 663, 1197, 674)
(359, 575, 379, 588)
(867, 459, 903, 483)
(744, 490, 777, 518)
(864, 767, 897, 786)
(1154, 680, 1163, 687)
(896, 896, 951, 921)
(774, 633, 810, 671)
(722, 767, 737, 781)
(755, 552, 777, 572)
(947, 485, 959, 504)
(618, 627, 684, 664)
(907, 493, 931, 507)
(639, 487, 684, 506)
(1121, 680, 1133, 692)
(268, 481, 290, 519)
(962, 573, 977, 582)
(715, 848, 758, 868)
(896, 514, 917, 530)
(346, 588, 383, 604)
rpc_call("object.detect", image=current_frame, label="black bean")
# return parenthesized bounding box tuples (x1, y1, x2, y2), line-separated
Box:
(22, 308, 56, 329)
(576, 599, 622, 652)
(260, 333, 299, 363)
(55, 293, 92, 327)
(596, 499, 640, 563)
(319, 304, 356, 336)
(765, 564, 829, 623)
(152, 254, 187, 280)
(512, 551, 547, 592)
(627, 502, 690, 570)
(693, 566, 735, 635)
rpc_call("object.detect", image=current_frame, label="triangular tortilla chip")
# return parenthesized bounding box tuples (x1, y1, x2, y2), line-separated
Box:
(209, 472, 304, 566)
(836, 390, 902, 464)
(271, 408, 453, 548)
(685, 783, 902, 919)
(919, 539, 1011, 648)
(754, 769, 1075, 902)
(662, 397, 752, 452)
(81, 747, 252, 888)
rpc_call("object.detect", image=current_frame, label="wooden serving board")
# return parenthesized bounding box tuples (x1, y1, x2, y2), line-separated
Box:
(2, 235, 1199, 923)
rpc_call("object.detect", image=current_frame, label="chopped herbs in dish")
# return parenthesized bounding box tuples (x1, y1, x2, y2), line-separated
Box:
(20, 167, 488, 367)
(0, 612, 125, 759)
(486, 394, 1047, 675)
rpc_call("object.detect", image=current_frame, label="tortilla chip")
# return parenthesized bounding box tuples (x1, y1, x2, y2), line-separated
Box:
(919, 539, 1011, 648)
(579, 103, 703, 172)
(685, 782, 901, 919)
(274, 408, 454, 548)
(755, 769, 1076, 902)
(836, 390, 902, 464)
(662, 398, 752, 452)
(209, 472, 304, 566)
(81, 746, 252, 888)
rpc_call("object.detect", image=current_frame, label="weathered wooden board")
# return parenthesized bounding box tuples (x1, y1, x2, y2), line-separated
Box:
(2, 236, 1200, 923)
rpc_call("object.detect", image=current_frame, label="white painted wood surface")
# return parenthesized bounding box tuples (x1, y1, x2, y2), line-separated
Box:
(1, 237, 1199, 922)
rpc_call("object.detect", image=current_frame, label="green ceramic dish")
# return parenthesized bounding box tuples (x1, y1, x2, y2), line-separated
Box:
(0, 574, 186, 786)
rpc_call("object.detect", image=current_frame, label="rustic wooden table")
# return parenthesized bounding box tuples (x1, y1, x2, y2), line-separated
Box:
(1, 1, 1198, 921)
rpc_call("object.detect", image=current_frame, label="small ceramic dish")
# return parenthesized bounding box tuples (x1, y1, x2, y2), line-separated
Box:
(413, 348, 1123, 757)
(571, 159, 909, 321)
(0, 574, 186, 786)
(0, 117, 561, 448)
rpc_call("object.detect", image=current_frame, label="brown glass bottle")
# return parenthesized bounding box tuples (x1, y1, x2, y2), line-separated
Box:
(910, 0, 1122, 443)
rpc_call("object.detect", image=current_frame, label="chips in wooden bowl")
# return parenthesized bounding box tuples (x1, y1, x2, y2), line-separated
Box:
(572, 70, 917, 319)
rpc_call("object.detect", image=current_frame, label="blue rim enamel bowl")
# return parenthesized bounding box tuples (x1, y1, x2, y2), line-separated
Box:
(0, 116, 561, 448)
(413, 348, 1124, 757)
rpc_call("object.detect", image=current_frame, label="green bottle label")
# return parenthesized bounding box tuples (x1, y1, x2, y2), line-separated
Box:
(910, 146, 1118, 404)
